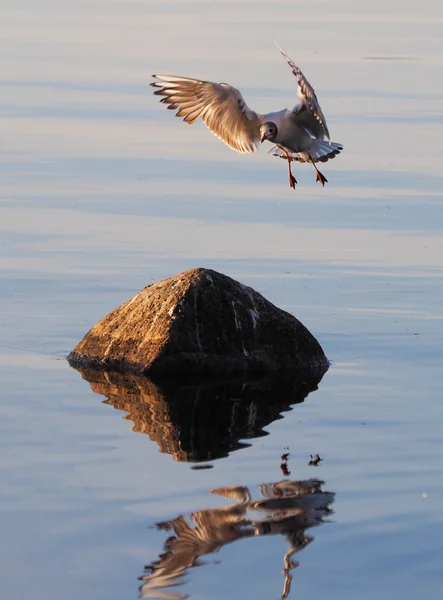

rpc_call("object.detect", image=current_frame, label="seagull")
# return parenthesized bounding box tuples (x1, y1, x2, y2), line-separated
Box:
(151, 41, 342, 189)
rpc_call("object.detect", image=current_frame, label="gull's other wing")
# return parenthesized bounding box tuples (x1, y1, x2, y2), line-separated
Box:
(273, 41, 331, 141)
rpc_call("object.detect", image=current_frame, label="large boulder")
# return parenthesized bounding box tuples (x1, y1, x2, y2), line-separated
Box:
(67, 267, 328, 376)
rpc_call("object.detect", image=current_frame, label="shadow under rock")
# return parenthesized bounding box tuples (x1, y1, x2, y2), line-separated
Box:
(140, 478, 335, 600)
(72, 367, 327, 462)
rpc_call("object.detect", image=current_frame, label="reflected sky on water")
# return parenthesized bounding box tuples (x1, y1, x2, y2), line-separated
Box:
(1, 0, 443, 598)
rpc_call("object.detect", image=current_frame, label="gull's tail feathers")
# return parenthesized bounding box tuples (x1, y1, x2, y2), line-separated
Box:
(268, 141, 343, 163)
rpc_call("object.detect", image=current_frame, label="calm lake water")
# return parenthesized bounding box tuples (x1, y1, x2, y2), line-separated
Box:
(1, 0, 443, 598)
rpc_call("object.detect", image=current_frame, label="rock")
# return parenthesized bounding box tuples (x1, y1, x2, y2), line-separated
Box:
(71, 368, 326, 462)
(67, 267, 328, 375)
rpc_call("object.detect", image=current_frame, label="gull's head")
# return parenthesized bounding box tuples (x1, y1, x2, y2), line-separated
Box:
(260, 122, 278, 143)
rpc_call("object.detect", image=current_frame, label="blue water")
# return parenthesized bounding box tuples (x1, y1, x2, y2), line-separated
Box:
(1, 1, 443, 598)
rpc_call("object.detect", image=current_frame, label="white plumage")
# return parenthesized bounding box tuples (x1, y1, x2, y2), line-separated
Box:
(152, 41, 343, 188)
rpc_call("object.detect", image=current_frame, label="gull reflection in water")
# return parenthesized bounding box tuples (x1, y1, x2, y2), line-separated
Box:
(140, 478, 334, 600)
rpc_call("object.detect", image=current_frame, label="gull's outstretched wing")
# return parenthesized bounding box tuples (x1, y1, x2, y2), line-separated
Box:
(151, 75, 262, 153)
(273, 41, 331, 141)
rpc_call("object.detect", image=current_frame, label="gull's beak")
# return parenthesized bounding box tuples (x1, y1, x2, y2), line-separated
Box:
(260, 132, 266, 143)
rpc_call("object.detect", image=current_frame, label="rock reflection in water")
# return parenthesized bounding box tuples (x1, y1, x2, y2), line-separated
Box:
(140, 479, 335, 600)
(73, 368, 326, 462)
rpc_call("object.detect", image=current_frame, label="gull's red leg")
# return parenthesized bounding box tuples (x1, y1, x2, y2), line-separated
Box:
(308, 154, 328, 186)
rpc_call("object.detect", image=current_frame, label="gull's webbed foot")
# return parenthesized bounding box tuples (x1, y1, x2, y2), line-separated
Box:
(308, 153, 328, 186)
(315, 170, 328, 186)
(289, 173, 298, 189)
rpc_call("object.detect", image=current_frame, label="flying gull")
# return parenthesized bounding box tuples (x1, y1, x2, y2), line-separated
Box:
(151, 41, 342, 189)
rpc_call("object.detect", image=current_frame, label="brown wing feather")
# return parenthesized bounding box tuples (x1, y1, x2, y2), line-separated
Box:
(151, 75, 261, 153)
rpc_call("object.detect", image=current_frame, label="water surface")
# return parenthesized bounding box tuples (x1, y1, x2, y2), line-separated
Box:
(1, 1, 443, 598)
